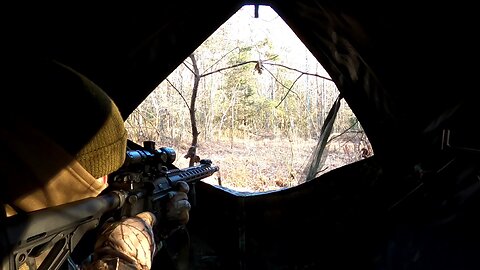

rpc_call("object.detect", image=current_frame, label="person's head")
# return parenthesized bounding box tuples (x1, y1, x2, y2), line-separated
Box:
(1, 59, 127, 213)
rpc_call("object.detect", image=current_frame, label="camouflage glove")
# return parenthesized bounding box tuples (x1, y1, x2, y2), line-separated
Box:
(157, 181, 192, 239)
(82, 212, 156, 270)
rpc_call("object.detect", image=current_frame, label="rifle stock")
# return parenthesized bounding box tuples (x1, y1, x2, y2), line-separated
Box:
(1, 191, 126, 270)
(1, 142, 219, 270)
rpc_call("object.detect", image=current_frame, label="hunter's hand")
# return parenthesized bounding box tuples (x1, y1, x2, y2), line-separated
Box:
(167, 181, 191, 225)
(83, 212, 157, 270)
(159, 181, 191, 238)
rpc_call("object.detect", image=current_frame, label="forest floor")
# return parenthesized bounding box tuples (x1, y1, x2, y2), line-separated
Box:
(169, 136, 371, 193)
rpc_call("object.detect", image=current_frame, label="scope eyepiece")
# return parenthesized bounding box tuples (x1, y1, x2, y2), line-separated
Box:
(157, 147, 176, 164)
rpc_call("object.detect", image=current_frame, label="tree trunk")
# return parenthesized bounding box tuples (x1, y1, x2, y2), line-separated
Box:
(187, 54, 200, 166)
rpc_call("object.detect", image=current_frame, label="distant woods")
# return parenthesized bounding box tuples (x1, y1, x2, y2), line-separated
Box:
(125, 19, 366, 154)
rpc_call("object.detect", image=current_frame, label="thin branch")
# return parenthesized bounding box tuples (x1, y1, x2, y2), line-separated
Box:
(260, 61, 332, 108)
(200, 56, 278, 78)
(200, 60, 258, 78)
(183, 61, 195, 74)
(267, 68, 303, 108)
(261, 66, 299, 99)
(263, 62, 333, 81)
(166, 79, 190, 110)
(204, 47, 240, 73)
(327, 119, 358, 143)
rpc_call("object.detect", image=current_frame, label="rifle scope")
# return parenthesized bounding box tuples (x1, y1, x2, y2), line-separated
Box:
(124, 142, 176, 167)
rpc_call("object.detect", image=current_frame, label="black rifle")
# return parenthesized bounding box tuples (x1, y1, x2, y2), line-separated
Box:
(0, 141, 219, 270)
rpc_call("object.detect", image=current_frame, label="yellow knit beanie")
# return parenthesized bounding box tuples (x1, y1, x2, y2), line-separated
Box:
(15, 60, 127, 178)
(64, 69, 127, 178)
(56, 62, 127, 178)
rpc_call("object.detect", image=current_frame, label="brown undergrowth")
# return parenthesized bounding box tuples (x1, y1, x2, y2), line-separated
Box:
(163, 136, 372, 193)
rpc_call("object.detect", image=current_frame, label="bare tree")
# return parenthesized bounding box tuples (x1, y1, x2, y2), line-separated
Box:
(184, 54, 201, 166)
(151, 49, 334, 166)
